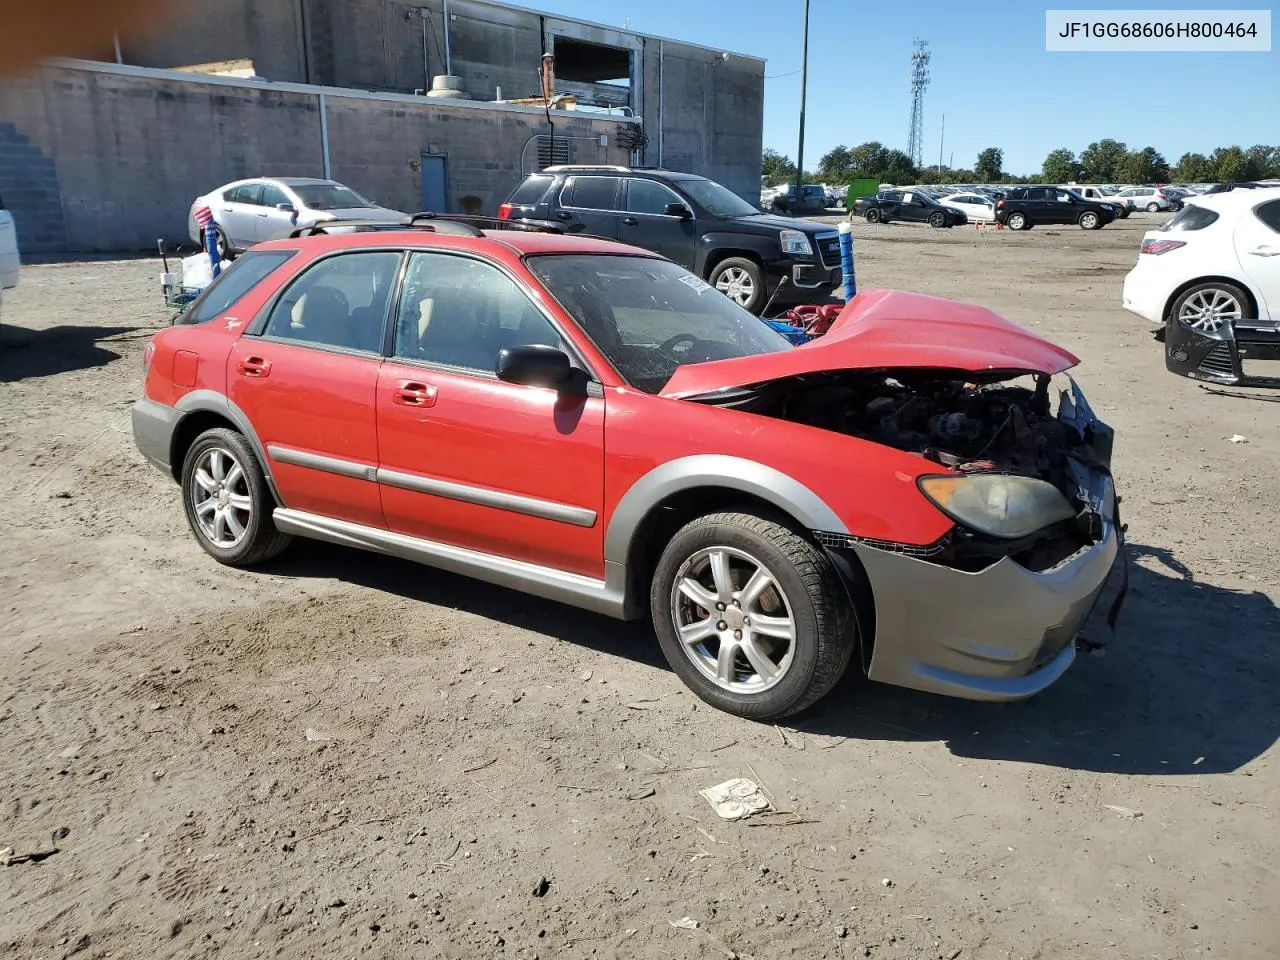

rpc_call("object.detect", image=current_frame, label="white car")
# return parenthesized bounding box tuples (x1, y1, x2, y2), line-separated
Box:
(188, 178, 409, 259)
(1122, 187, 1280, 329)
(1112, 186, 1176, 212)
(938, 192, 997, 223)
(0, 191, 19, 314)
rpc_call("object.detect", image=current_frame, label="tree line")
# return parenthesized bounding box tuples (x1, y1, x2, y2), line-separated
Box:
(763, 141, 1280, 186)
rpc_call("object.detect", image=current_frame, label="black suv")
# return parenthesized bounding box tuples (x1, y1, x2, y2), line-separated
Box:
(994, 186, 1115, 230)
(853, 189, 966, 228)
(499, 166, 841, 314)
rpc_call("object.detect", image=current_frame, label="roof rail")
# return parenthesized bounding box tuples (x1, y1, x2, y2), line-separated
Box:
(541, 164, 633, 173)
(409, 211, 583, 235)
(287, 219, 484, 239)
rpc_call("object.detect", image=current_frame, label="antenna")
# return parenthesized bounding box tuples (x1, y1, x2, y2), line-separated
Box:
(907, 39, 930, 169)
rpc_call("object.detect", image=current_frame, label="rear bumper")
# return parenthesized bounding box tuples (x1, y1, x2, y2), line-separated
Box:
(1166, 316, 1280, 388)
(849, 523, 1124, 702)
(1121, 268, 1167, 324)
(132, 396, 180, 476)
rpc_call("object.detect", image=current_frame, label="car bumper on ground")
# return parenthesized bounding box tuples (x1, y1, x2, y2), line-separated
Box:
(845, 523, 1125, 701)
(1165, 315, 1280, 387)
(132, 396, 180, 475)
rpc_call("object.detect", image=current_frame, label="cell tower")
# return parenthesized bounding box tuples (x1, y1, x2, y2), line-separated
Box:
(907, 39, 930, 168)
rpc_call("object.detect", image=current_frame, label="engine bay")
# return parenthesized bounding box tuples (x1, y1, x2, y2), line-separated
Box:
(694, 369, 1116, 568)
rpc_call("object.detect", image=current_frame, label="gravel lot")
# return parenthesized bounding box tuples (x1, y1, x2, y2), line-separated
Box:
(2, 214, 1277, 960)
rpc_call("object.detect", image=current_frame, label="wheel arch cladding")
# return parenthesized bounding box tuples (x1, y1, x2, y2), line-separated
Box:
(606, 455, 849, 614)
(698, 237, 771, 277)
(1164, 276, 1259, 323)
(171, 390, 283, 504)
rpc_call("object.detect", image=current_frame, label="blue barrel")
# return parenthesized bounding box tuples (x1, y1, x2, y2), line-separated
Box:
(206, 223, 223, 278)
(838, 221, 855, 301)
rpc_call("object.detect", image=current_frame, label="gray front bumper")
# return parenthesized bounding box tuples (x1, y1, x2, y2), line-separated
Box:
(854, 526, 1121, 701)
(132, 397, 180, 477)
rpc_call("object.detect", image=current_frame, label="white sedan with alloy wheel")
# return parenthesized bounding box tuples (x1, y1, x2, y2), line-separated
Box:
(1122, 187, 1280, 328)
(938, 192, 997, 223)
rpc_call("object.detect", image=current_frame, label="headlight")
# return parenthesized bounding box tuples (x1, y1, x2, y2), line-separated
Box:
(779, 229, 812, 256)
(918, 474, 1077, 540)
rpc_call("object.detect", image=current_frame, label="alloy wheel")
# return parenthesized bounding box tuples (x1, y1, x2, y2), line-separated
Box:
(669, 546, 796, 693)
(190, 447, 253, 549)
(1178, 288, 1243, 332)
(714, 268, 755, 306)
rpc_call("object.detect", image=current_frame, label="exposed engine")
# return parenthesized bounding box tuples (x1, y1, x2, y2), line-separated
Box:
(772, 373, 1081, 483)
(709, 370, 1115, 570)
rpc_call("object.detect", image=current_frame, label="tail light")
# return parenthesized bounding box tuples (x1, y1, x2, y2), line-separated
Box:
(1140, 239, 1186, 255)
(497, 203, 513, 220)
(143, 339, 156, 374)
(996, 199, 1006, 208)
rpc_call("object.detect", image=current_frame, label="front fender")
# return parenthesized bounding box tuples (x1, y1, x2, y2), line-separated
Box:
(603, 454, 848, 567)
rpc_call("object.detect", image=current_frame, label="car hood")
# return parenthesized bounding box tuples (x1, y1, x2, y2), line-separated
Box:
(307, 206, 408, 223)
(659, 289, 1080, 399)
(729, 214, 835, 234)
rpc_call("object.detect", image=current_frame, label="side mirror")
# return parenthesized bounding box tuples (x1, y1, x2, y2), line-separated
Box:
(276, 202, 296, 213)
(665, 202, 692, 220)
(496, 344, 573, 389)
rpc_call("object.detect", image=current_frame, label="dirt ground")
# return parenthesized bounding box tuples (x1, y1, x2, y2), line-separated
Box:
(1, 214, 1277, 960)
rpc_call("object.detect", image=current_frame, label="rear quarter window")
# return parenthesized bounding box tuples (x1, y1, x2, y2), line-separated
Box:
(177, 250, 297, 325)
(509, 175, 554, 205)
(1255, 199, 1280, 234)
(1160, 206, 1220, 232)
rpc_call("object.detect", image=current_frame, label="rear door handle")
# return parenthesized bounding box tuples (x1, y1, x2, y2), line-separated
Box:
(1249, 247, 1280, 257)
(392, 380, 438, 407)
(622, 216, 638, 226)
(238, 356, 271, 378)
(556, 211, 573, 221)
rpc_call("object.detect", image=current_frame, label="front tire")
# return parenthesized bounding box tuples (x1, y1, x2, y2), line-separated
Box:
(1006, 212, 1028, 230)
(650, 511, 856, 720)
(181, 428, 292, 566)
(1078, 211, 1101, 230)
(865, 208, 882, 224)
(928, 211, 946, 228)
(708, 257, 766, 315)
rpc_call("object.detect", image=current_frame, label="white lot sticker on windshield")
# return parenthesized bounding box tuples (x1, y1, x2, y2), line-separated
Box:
(680, 275, 712, 294)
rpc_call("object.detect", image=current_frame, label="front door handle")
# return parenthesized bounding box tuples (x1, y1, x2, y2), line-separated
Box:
(238, 356, 272, 378)
(392, 380, 438, 407)
(556, 211, 573, 221)
(1249, 247, 1280, 257)
(622, 216, 639, 226)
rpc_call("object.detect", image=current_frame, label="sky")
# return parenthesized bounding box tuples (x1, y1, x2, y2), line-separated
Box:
(535, 0, 1278, 175)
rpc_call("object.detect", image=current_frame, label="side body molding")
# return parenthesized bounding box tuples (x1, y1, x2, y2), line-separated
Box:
(604, 454, 849, 568)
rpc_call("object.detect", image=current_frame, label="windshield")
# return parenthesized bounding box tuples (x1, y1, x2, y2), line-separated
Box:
(677, 178, 761, 218)
(291, 184, 374, 211)
(526, 255, 791, 394)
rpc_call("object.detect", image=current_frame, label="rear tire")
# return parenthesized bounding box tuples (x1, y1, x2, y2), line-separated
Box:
(865, 208, 882, 224)
(181, 428, 291, 567)
(1146, 202, 1160, 213)
(650, 511, 856, 720)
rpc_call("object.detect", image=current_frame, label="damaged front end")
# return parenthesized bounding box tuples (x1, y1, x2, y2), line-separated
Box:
(691, 367, 1129, 700)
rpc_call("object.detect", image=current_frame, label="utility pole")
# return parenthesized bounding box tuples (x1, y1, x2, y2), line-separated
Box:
(938, 114, 945, 171)
(793, 0, 810, 207)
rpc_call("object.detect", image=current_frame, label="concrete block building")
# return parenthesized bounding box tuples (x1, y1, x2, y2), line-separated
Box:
(0, 0, 765, 252)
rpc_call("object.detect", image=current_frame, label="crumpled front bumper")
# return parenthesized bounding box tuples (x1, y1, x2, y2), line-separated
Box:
(846, 522, 1126, 702)
(1165, 315, 1280, 388)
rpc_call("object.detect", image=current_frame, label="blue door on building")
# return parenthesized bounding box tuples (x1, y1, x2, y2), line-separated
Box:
(420, 154, 449, 214)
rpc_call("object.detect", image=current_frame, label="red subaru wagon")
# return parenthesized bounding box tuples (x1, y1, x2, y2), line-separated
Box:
(134, 222, 1126, 719)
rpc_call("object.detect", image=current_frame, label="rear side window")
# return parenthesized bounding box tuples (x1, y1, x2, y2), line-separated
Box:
(178, 251, 297, 326)
(561, 176, 620, 210)
(1255, 199, 1280, 234)
(509, 175, 554, 205)
(262, 251, 401, 353)
(1160, 205, 1220, 232)
(232, 184, 264, 205)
